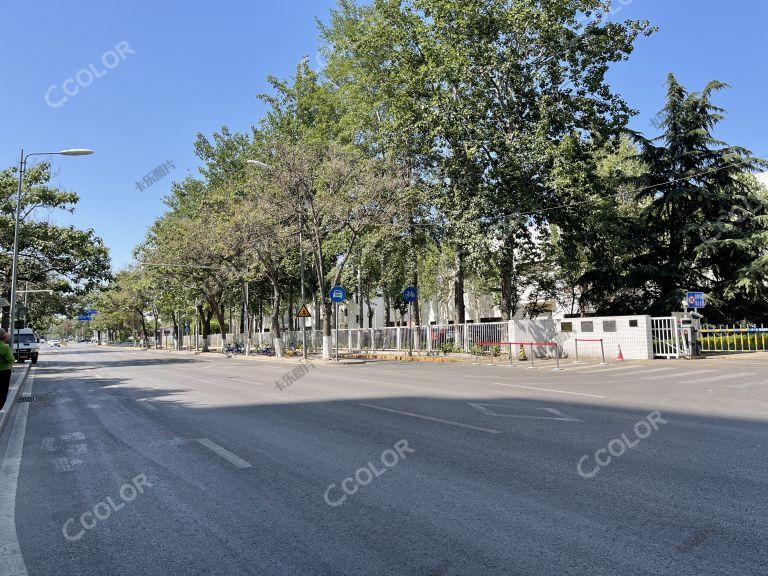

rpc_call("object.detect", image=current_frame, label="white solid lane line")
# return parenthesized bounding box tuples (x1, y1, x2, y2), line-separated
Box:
(491, 383, 607, 399)
(359, 403, 502, 434)
(680, 372, 756, 384)
(644, 369, 714, 381)
(196, 438, 253, 469)
(580, 365, 653, 374)
(136, 399, 158, 411)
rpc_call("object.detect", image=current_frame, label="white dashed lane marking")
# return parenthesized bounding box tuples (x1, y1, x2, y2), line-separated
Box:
(491, 383, 607, 399)
(359, 403, 502, 434)
(680, 372, 756, 384)
(196, 438, 253, 469)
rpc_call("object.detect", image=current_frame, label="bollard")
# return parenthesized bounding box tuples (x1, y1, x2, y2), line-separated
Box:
(574, 339, 581, 363)
(528, 344, 537, 370)
(599, 340, 608, 365)
(553, 344, 564, 371)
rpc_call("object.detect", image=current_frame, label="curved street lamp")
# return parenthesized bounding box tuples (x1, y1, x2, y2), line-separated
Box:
(10, 148, 94, 356)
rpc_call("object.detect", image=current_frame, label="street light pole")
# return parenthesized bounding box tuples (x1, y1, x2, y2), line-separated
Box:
(244, 280, 250, 356)
(10, 148, 93, 358)
(299, 212, 307, 361)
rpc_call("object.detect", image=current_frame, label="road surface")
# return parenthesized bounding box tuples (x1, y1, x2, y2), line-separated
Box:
(1, 345, 766, 575)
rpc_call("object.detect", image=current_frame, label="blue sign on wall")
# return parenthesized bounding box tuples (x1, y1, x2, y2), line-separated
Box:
(329, 286, 347, 303)
(687, 292, 706, 308)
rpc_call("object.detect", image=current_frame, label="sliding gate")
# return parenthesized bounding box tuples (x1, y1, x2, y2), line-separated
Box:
(651, 317, 682, 359)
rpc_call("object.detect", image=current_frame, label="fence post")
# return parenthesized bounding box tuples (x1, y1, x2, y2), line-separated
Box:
(463, 324, 469, 353)
(600, 340, 608, 365)
(396, 326, 401, 351)
(575, 339, 580, 363)
(528, 344, 536, 370)
(553, 344, 563, 371)
(427, 326, 432, 354)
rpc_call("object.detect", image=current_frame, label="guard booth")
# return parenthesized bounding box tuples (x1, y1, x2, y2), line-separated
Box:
(679, 315, 702, 357)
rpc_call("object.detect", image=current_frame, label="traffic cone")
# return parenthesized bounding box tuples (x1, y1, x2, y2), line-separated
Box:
(518, 345, 528, 361)
(616, 345, 625, 362)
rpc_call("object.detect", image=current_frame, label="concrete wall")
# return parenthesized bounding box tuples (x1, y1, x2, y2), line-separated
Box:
(510, 315, 654, 361)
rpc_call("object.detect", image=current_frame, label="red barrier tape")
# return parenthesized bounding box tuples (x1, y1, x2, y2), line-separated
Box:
(475, 341, 556, 347)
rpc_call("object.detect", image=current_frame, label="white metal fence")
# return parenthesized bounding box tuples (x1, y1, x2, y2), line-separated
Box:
(651, 317, 682, 359)
(170, 322, 511, 355)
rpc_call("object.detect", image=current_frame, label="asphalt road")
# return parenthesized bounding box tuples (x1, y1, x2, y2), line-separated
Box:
(1, 344, 767, 575)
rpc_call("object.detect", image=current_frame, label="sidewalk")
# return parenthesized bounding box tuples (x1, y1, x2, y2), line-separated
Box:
(102, 345, 366, 365)
(0, 364, 32, 438)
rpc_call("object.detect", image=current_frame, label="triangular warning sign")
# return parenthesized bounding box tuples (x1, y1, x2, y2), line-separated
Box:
(297, 305, 312, 318)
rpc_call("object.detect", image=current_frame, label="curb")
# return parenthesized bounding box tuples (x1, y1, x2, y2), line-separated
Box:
(0, 364, 32, 439)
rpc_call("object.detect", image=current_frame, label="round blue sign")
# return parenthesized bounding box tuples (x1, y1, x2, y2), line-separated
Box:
(329, 286, 347, 303)
(402, 287, 418, 303)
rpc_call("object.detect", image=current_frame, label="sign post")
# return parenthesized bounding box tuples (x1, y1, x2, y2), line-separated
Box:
(329, 286, 347, 362)
(402, 287, 418, 358)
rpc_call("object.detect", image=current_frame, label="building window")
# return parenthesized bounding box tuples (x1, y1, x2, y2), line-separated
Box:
(629, 319, 639, 328)
(561, 322, 573, 333)
(581, 321, 594, 333)
(603, 320, 617, 332)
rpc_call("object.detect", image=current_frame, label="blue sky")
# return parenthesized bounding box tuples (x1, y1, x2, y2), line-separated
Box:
(2, 0, 767, 270)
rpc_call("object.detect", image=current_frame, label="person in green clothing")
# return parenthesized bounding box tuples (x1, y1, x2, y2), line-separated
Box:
(0, 329, 14, 409)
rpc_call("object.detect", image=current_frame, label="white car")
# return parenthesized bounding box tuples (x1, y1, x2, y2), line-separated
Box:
(13, 328, 40, 363)
(49, 339, 61, 348)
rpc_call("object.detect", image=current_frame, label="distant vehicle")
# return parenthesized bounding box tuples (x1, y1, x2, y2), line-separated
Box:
(13, 328, 40, 364)
(38, 338, 46, 344)
(49, 339, 61, 348)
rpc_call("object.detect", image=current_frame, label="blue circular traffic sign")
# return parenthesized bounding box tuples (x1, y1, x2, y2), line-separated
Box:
(402, 287, 418, 303)
(329, 286, 347, 303)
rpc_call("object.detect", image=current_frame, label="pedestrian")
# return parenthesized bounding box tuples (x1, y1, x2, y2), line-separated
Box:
(0, 329, 14, 409)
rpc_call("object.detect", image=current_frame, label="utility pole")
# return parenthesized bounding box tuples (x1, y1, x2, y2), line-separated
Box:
(300, 212, 307, 361)
(245, 281, 250, 356)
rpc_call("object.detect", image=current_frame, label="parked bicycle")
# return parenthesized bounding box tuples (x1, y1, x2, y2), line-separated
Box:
(249, 345, 274, 357)
(222, 342, 245, 357)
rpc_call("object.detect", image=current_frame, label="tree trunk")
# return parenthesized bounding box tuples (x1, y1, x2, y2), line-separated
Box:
(287, 283, 294, 331)
(454, 245, 466, 324)
(199, 304, 212, 353)
(214, 304, 227, 341)
(358, 266, 364, 329)
(139, 314, 149, 348)
(500, 265, 513, 321)
(171, 312, 179, 351)
(366, 296, 375, 328)
(270, 283, 282, 338)
(322, 300, 333, 337)
(412, 268, 421, 325)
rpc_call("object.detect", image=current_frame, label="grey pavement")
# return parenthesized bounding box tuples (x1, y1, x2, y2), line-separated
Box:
(1, 344, 767, 575)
